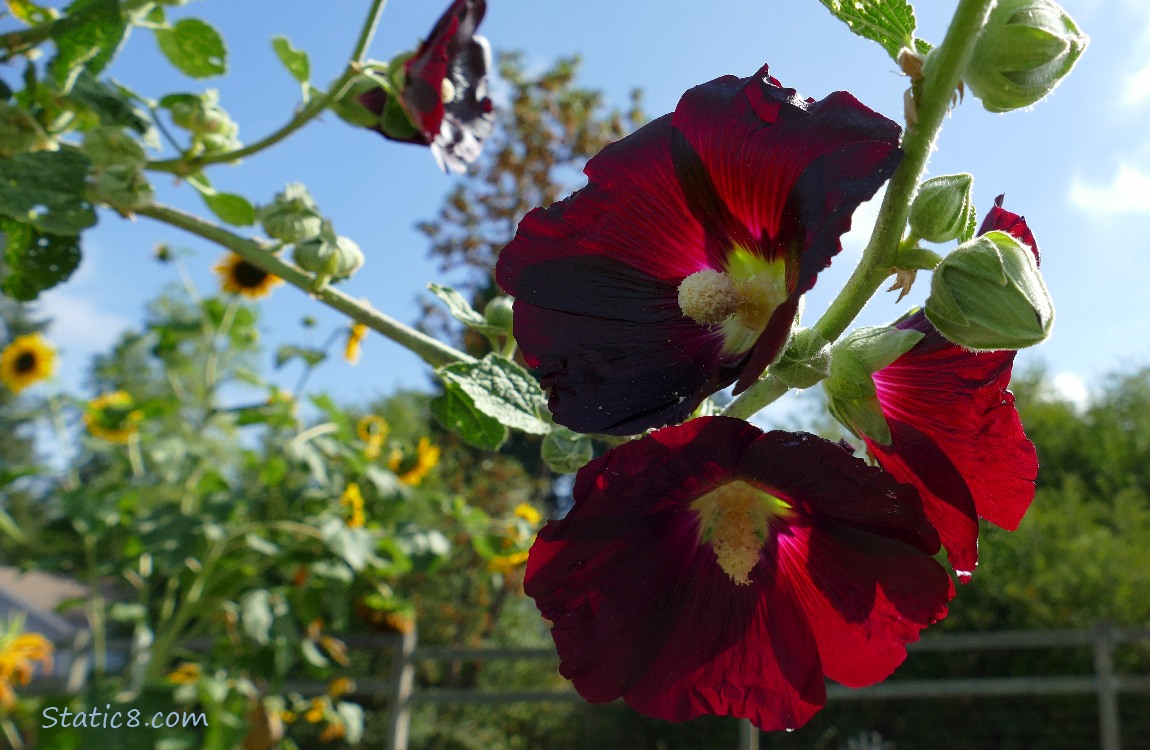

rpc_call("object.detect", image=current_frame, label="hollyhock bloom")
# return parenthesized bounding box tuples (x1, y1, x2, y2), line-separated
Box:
(525, 416, 952, 731)
(358, 0, 494, 172)
(864, 198, 1039, 580)
(496, 65, 903, 435)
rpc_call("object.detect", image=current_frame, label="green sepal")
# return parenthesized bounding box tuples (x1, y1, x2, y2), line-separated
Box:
(771, 327, 831, 390)
(541, 426, 594, 474)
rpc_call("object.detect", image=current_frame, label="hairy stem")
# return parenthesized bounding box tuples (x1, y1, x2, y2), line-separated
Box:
(137, 203, 473, 369)
(723, 0, 995, 420)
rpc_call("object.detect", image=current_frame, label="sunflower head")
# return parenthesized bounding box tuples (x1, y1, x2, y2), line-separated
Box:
(214, 253, 283, 299)
(84, 391, 144, 444)
(0, 334, 56, 395)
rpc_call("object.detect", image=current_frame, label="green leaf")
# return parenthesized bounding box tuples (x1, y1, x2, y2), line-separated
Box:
(274, 344, 326, 369)
(240, 589, 274, 646)
(1, 218, 82, 300)
(154, 18, 226, 78)
(203, 191, 255, 226)
(67, 72, 151, 133)
(271, 35, 310, 84)
(0, 149, 96, 234)
(49, 0, 128, 88)
(428, 282, 503, 337)
(320, 517, 378, 572)
(817, 0, 918, 61)
(8, 0, 58, 25)
(431, 383, 508, 450)
(437, 354, 550, 435)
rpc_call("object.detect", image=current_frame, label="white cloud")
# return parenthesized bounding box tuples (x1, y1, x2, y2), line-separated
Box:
(1052, 371, 1090, 410)
(38, 290, 131, 363)
(1068, 163, 1150, 215)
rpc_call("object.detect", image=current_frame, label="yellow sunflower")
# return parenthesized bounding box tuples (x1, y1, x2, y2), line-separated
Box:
(513, 503, 541, 525)
(388, 437, 440, 486)
(166, 662, 201, 685)
(340, 482, 366, 529)
(0, 334, 56, 394)
(83, 391, 144, 444)
(0, 623, 53, 709)
(213, 253, 283, 299)
(344, 322, 368, 364)
(356, 414, 389, 459)
(487, 550, 530, 575)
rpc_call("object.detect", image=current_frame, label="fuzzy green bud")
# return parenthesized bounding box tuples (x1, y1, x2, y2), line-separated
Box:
(909, 174, 975, 243)
(258, 183, 324, 243)
(770, 327, 831, 390)
(89, 167, 155, 211)
(541, 426, 594, 474)
(965, 0, 1088, 113)
(292, 221, 364, 283)
(822, 326, 925, 445)
(82, 127, 147, 171)
(330, 71, 389, 129)
(483, 296, 515, 332)
(0, 103, 50, 157)
(926, 230, 1054, 351)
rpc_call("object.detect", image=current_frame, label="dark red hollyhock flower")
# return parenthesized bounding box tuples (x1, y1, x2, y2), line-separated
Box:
(526, 416, 952, 731)
(496, 65, 903, 435)
(359, 0, 494, 172)
(865, 198, 1039, 581)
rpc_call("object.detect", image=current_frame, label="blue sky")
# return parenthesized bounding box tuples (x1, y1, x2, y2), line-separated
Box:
(12, 0, 1148, 413)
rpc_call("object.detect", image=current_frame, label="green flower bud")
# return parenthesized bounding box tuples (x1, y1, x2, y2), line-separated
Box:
(82, 126, 147, 171)
(822, 326, 925, 445)
(909, 173, 975, 243)
(965, 0, 1088, 113)
(483, 296, 515, 331)
(770, 327, 831, 390)
(168, 90, 234, 136)
(541, 426, 594, 474)
(89, 167, 155, 211)
(258, 183, 324, 243)
(292, 221, 364, 283)
(330, 72, 389, 129)
(0, 102, 50, 157)
(925, 230, 1054, 351)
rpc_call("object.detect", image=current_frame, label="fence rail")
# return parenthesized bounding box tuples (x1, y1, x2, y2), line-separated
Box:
(29, 622, 1150, 750)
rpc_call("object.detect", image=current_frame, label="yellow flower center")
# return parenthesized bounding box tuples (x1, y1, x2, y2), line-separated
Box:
(676, 250, 788, 356)
(691, 480, 793, 586)
(441, 77, 457, 104)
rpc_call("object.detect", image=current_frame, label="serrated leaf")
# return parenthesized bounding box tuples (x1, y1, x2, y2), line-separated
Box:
(0, 149, 96, 234)
(431, 384, 508, 450)
(271, 35, 310, 84)
(1, 218, 82, 300)
(203, 192, 255, 226)
(67, 72, 151, 133)
(428, 282, 502, 336)
(155, 18, 226, 78)
(438, 354, 550, 435)
(49, 0, 128, 89)
(818, 0, 918, 61)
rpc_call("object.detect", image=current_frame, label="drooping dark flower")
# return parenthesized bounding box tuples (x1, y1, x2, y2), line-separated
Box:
(525, 416, 952, 731)
(864, 199, 1040, 580)
(358, 0, 494, 172)
(496, 65, 903, 435)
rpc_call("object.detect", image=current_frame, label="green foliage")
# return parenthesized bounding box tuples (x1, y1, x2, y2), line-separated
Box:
(49, 0, 128, 88)
(0, 217, 82, 300)
(0, 149, 96, 233)
(437, 355, 550, 437)
(271, 35, 310, 88)
(154, 17, 228, 79)
(817, 0, 927, 61)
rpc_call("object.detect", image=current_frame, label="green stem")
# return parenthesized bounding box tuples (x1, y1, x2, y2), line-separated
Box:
(723, 0, 994, 420)
(145, 0, 389, 173)
(722, 374, 787, 421)
(137, 203, 473, 369)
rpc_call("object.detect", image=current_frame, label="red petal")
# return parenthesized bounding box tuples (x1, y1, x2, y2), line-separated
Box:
(978, 194, 1040, 264)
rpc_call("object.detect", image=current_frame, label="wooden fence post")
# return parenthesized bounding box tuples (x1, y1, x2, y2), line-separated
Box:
(386, 627, 417, 750)
(1093, 620, 1121, 750)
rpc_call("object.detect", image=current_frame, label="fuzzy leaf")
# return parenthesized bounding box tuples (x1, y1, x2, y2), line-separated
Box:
(428, 283, 502, 336)
(818, 0, 918, 61)
(0, 150, 95, 235)
(49, 0, 127, 88)
(437, 354, 550, 435)
(271, 35, 310, 84)
(155, 17, 226, 78)
(1, 218, 82, 300)
(431, 383, 508, 450)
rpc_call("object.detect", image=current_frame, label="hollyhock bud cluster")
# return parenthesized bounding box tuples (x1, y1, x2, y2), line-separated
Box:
(494, 57, 1055, 733)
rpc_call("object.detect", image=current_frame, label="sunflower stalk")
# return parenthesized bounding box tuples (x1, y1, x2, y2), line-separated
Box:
(136, 203, 474, 369)
(724, 0, 996, 420)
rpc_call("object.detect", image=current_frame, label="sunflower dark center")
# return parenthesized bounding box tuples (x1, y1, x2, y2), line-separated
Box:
(233, 260, 269, 288)
(14, 351, 36, 374)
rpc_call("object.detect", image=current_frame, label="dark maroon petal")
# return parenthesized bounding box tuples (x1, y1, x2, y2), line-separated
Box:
(978, 194, 1039, 264)
(872, 310, 1039, 575)
(527, 417, 951, 730)
(779, 523, 952, 688)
